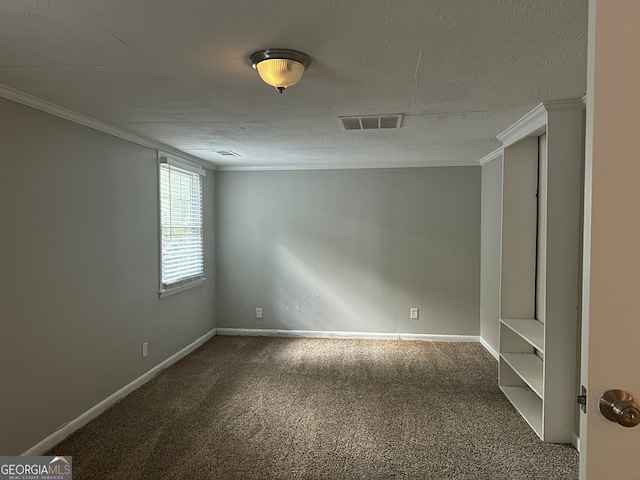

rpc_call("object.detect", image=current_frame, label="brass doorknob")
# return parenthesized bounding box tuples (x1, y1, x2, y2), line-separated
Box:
(599, 390, 640, 428)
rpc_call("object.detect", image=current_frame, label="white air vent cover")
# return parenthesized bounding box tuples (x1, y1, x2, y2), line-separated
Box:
(338, 114, 403, 131)
(215, 150, 242, 158)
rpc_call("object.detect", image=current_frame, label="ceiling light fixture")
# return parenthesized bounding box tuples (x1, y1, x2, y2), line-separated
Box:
(250, 48, 311, 93)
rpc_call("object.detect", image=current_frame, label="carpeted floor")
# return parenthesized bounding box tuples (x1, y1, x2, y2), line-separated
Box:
(49, 336, 578, 479)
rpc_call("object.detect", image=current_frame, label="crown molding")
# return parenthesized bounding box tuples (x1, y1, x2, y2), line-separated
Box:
(0, 83, 216, 171)
(478, 147, 503, 166)
(497, 103, 548, 147)
(542, 98, 587, 111)
(497, 98, 586, 147)
(216, 160, 480, 172)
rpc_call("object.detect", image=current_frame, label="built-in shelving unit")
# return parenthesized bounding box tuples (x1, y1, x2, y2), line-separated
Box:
(497, 100, 584, 444)
(501, 352, 543, 397)
(501, 386, 543, 434)
(502, 319, 544, 351)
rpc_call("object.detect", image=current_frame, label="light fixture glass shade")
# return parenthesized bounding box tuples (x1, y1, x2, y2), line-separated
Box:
(256, 58, 306, 90)
(250, 49, 311, 93)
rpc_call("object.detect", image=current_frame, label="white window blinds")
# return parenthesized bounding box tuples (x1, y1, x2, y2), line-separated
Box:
(159, 157, 205, 293)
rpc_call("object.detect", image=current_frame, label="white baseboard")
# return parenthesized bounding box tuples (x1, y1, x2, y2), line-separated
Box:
(479, 337, 500, 361)
(216, 328, 479, 343)
(22, 328, 217, 456)
(572, 433, 580, 452)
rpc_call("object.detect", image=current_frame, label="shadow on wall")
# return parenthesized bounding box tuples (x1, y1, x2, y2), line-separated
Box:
(216, 169, 481, 335)
(264, 223, 474, 333)
(267, 237, 375, 332)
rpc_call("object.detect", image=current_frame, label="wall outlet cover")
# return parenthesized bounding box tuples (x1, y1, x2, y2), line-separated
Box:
(410, 308, 419, 320)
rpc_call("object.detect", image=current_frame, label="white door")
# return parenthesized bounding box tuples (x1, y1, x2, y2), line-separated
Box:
(580, 1, 640, 478)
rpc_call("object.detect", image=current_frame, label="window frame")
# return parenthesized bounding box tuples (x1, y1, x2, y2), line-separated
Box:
(157, 154, 206, 298)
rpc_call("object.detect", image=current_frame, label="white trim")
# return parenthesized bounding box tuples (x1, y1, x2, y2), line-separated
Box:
(0, 83, 215, 171)
(542, 98, 587, 112)
(478, 147, 503, 166)
(480, 336, 500, 361)
(159, 156, 206, 176)
(159, 277, 206, 298)
(398, 333, 479, 342)
(497, 99, 585, 147)
(22, 328, 217, 456)
(216, 328, 480, 343)
(497, 103, 548, 147)
(573, 433, 580, 452)
(215, 161, 481, 172)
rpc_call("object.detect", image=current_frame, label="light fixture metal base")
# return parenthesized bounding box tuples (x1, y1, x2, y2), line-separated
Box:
(250, 49, 311, 70)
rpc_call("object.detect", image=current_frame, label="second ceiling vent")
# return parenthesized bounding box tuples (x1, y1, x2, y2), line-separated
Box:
(338, 114, 403, 131)
(215, 150, 242, 158)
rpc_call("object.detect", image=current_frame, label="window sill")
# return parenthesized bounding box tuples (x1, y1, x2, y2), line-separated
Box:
(159, 278, 206, 298)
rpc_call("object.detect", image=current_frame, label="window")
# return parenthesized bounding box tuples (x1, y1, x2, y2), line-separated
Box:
(159, 156, 206, 297)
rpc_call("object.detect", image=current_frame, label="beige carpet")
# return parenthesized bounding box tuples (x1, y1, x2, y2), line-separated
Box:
(49, 336, 578, 479)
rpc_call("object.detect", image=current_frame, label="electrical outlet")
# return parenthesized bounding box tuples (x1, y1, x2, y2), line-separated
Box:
(256, 307, 263, 319)
(142, 342, 148, 358)
(410, 308, 419, 320)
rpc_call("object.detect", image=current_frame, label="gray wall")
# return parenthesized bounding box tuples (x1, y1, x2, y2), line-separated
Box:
(216, 168, 480, 335)
(0, 98, 216, 455)
(480, 156, 503, 354)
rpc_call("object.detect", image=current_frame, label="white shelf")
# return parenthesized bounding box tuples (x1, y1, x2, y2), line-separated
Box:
(501, 318, 544, 353)
(497, 102, 582, 443)
(501, 352, 543, 398)
(501, 386, 543, 437)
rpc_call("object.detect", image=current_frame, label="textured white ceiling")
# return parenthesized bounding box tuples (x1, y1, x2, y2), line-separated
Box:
(0, 0, 587, 169)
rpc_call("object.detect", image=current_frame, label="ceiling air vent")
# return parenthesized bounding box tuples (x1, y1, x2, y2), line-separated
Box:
(215, 150, 242, 158)
(338, 114, 403, 131)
